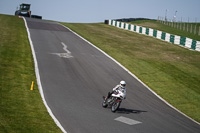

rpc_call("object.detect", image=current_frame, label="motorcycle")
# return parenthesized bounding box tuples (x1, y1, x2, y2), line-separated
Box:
(102, 89, 126, 112)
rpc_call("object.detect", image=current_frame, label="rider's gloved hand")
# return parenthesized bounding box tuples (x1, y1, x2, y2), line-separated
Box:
(111, 90, 115, 94)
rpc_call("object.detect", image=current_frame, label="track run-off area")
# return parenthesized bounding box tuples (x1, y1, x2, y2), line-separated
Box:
(24, 17, 200, 133)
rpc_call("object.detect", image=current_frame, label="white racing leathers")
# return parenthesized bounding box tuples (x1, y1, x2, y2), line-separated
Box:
(112, 85, 126, 99)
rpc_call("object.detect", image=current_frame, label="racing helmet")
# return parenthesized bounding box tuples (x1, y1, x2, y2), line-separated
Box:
(120, 80, 126, 87)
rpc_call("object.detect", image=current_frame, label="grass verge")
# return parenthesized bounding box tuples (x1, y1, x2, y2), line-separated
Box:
(61, 22, 200, 122)
(0, 14, 62, 132)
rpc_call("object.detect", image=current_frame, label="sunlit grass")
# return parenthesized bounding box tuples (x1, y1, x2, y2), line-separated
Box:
(0, 14, 62, 133)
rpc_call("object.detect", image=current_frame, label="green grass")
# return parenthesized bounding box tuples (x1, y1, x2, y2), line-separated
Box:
(0, 14, 62, 133)
(130, 20, 200, 41)
(61, 22, 200, 122)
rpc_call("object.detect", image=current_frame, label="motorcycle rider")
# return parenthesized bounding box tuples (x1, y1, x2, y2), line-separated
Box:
(104, 81, 126, 101)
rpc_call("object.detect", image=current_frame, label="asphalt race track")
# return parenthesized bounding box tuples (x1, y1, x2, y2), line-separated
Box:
(25, 18, 200, 133)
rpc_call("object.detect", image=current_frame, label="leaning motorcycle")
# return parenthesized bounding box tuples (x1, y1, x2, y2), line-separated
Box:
(102, 90, 126, 112)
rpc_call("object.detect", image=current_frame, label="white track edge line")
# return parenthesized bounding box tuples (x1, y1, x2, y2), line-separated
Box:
(59, 23, 200, 126)
(23, 17, 67, 133)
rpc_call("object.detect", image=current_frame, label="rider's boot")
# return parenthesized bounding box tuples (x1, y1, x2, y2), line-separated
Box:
(103, 96, 107, 103)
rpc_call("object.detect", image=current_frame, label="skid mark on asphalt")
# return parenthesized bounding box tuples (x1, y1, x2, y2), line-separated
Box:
(51, 42, 73, 58)
(115, 116, 142, 125)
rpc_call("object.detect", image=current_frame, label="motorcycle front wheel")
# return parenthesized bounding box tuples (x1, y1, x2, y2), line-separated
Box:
(111, 101, 121, 112)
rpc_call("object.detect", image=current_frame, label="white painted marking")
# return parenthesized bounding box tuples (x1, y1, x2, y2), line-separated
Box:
(61, 42, 71, 54)
(51, 42, 73, 58)
(23, 17, 67, 133)
(115, 116, 142, 125)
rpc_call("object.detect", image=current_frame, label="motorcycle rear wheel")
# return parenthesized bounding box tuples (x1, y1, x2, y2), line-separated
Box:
(102, 101, 108, 108)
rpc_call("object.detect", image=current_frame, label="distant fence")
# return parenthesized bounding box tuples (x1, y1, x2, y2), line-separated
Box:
(157, 17, 200, 36)
(106, 20, 200, 52)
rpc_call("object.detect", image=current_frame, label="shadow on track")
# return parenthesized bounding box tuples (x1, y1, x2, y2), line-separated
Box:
(117, 108, 147, 114)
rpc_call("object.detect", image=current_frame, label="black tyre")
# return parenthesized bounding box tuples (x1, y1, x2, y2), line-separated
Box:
(111, 101, 121, 112)
(102, 101, 108, 108)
